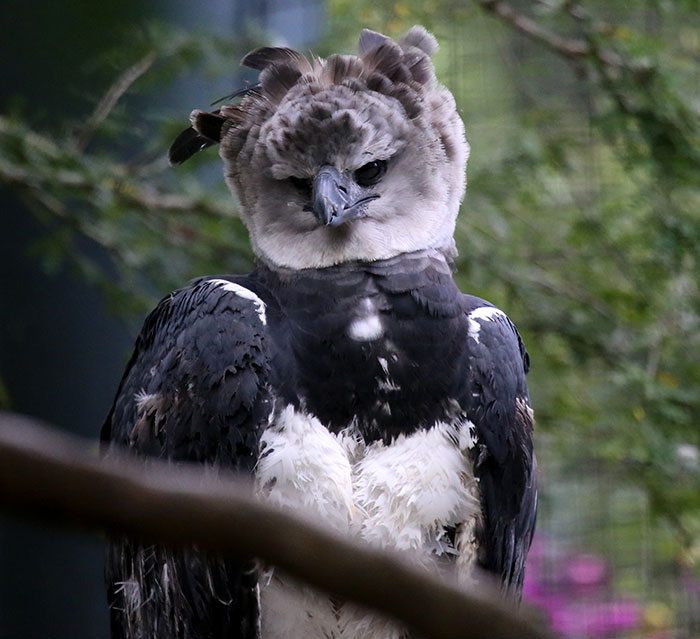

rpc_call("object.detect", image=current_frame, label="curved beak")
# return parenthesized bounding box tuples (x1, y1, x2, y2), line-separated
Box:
(311, 166, 351, 226)
(310, 166, 379, 227)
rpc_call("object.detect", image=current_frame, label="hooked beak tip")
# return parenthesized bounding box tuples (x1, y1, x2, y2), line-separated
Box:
(309, 166, 380, 226)
(311, 166, 350, 226)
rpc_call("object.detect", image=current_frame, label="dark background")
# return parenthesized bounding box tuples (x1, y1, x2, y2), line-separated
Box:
(0, 2, 321, 636)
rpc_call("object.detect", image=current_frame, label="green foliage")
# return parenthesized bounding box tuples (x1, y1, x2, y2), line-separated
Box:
(326, 0, 700, 568)
(0, 1, 698, 573)
(0, 29, 254, 322)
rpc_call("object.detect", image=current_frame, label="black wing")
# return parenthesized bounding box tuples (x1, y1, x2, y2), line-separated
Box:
(463, 297, 537, 600)
(102, 277, 272, 639)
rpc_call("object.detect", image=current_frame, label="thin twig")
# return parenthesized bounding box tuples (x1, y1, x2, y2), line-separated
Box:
(73, 52, 157, 153)
(0, 411, 551, 639)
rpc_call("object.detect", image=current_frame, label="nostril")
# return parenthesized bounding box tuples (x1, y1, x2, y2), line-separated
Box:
(337, 183, 348, 195)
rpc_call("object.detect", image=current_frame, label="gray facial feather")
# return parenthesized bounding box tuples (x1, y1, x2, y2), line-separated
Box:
(217, 26, 469, 269)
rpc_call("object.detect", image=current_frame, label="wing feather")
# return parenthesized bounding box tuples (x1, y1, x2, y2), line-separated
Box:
(462, 297, 537, 600)
(102, 277, 271, 639)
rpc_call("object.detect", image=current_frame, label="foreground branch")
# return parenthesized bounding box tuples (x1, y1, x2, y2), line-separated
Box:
(0, 411, 550, 639)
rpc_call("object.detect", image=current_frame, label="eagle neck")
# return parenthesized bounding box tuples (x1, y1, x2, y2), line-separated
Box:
(253, 247, 456, 283)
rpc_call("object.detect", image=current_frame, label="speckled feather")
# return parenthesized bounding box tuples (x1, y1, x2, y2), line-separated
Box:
(169, 26, 468, 269)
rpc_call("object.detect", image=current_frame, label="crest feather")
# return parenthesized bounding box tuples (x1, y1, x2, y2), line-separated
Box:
(386, 85, 423, 118)
(358, 29, 392, 54)
(362, 41, 410, 84)
(189, 109, 226, 141)
(401, 48, 435, 87)
(259, 64, 303, 104)
(399, 25, 439, 57)
(322, 54, 364, 85)
(170, 26, 452, 168)
(219, 104, 249, 125)
(365, 71, 393, 94)
(168, 110, 225, 165)
(168, 127, 215, 165)
(242, 47, 312, 74)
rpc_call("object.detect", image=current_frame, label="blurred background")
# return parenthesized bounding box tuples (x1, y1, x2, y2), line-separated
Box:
(0, 1, 698, 637)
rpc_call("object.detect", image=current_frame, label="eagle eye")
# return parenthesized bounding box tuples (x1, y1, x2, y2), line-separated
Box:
(354, 160, 387, 187)
(288, 175, 312, 196)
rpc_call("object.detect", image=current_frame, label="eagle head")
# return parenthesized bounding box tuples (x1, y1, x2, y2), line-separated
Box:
(171, 26, 469, 269)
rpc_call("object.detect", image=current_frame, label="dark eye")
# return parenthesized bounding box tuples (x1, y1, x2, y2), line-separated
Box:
(288, 175, 312, 196)
(354, 160, 387, 187)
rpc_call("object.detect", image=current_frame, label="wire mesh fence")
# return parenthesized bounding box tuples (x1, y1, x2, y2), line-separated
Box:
(527, 453, 700, 638)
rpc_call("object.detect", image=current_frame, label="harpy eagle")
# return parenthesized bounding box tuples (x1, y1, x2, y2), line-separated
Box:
(102, 26, 537, 639)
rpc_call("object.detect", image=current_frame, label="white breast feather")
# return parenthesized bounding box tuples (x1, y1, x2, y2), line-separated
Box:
(256, 405, 354, 531)
(347, 297, 383, 342)
(256, 407, 481, 639)
(351, 421, 480, 555)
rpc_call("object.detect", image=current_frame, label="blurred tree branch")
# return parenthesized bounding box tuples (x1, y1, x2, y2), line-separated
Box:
(0, 411, 550, 639)
(0, 27, 254, 315)
(73, 51, 157, 153)
(475, 0, 632, 69)
(473, 0, 700, 183)
(0, 115, 232, 220)
(476, 0, 590, 61)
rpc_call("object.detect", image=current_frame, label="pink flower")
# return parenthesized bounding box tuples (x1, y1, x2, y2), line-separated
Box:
(565, 554, 608, 591)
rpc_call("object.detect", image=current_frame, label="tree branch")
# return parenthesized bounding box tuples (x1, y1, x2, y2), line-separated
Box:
(474, 0, 628, 69)
(476, 0, 588, 59)
(0, 115, 233, 219)
(0, 411, 551, 639)
(73, 52, 157, 153)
